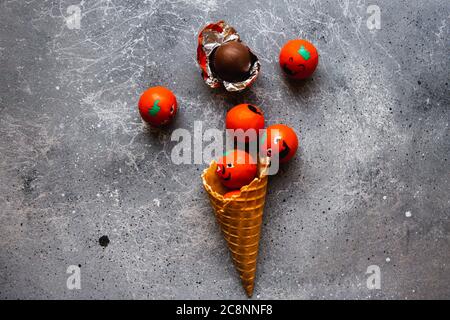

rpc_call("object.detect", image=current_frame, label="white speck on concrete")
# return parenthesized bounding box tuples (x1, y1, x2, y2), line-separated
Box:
(405, 211, 412, 218)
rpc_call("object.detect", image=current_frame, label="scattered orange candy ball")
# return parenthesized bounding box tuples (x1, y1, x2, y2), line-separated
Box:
(279, 39, 318, 79)
(138, 86, 177, 126)
(260, 124, 299, 163)
(226, 104, 265, 142)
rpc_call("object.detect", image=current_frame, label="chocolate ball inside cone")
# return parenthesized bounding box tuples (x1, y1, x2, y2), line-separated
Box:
(212, 41, 252, 82)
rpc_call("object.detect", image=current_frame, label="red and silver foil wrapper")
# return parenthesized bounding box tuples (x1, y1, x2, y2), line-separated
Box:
(197, 21, 261, 92)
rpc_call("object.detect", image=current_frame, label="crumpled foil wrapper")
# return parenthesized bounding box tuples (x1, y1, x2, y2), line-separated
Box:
(197, 21, 261, 92)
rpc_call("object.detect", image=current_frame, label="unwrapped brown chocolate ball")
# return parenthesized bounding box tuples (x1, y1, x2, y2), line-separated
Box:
(212, 41, 252, 82)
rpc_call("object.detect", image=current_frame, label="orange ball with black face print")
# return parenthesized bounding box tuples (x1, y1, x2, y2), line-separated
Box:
(260, 124, 299, 164)
(279, 39, 318, 79)
(216, 150, 257, 189)
(138, 86, 177, 126)
(226, 104, 265, 142)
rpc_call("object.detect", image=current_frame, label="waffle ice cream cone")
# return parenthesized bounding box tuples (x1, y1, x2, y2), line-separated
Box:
(201, 158, 269, 297)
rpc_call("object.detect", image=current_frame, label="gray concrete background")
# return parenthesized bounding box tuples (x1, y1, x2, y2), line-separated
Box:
(0, 0, 449, 299)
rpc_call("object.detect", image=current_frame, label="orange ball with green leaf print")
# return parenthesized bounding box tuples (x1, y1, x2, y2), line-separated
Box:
(279, 39, 318, 79)
(138, 86, 177, 126)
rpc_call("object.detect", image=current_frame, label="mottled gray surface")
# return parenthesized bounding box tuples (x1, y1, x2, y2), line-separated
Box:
(0, 0, 449, 300)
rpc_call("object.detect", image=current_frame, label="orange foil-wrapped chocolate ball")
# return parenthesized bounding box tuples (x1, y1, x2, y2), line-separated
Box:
(223, 190, 241, 199)
(138, 86, 177, 127)
(226, 104, 265, 142)
(260, 124, 299, 163)
(279, 39, 318, 79)
(215, 150, 257, 189)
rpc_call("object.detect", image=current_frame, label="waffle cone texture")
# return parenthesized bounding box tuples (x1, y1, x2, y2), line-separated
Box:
(201, 159, 269, 297)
